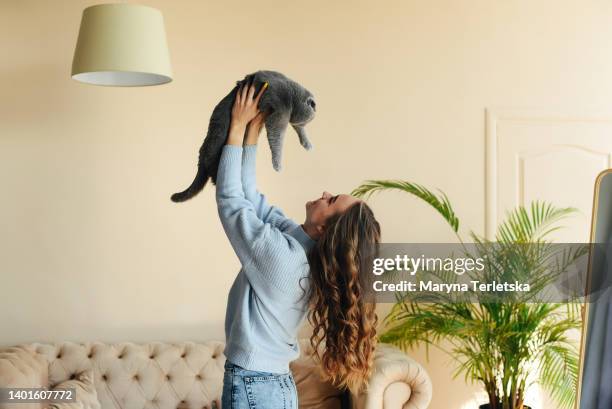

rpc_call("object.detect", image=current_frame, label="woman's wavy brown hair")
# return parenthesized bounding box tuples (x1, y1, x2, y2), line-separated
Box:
(306, 200, 381, 393)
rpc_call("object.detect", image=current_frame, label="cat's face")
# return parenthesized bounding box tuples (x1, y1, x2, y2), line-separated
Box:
(290, 87, 316, 126)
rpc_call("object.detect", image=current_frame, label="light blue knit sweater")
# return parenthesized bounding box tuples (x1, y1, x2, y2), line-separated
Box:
(216, 144, 316, 373)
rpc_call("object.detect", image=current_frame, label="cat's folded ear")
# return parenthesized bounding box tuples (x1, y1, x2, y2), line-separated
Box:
(246, 74, 256, 87)
(236, 74, 256, 89)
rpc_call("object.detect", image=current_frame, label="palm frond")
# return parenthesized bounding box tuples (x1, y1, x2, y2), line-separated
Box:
(351, 180, 460, 232)
(496, 201, 577, 243)
(538, 341, 579, 409)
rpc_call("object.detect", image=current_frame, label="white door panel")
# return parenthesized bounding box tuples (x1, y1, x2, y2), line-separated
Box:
(486, 109, 612, 242)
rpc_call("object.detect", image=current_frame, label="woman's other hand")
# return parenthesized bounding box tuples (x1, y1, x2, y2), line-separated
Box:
(231, 81, 268, 128)
(226, 81, 268, 146)
(244, 111, 267, 145)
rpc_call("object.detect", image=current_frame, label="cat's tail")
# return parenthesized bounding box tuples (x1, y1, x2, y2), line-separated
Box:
(170, 164, 209, 202)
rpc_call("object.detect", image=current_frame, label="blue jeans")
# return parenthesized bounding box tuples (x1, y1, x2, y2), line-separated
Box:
(221, 360, 298, 409)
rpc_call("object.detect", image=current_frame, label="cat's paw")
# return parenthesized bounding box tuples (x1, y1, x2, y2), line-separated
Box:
(301, 140, 313, 150)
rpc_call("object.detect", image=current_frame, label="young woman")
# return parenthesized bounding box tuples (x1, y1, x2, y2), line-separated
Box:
(217, 81, 381, 409)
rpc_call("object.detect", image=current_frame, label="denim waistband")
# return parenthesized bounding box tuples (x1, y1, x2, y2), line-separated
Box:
(224, 359, 291, 377)
(224, 359, 241, 371)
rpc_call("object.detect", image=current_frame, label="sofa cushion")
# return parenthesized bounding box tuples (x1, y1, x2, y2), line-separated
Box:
(290, 340, 343, 409)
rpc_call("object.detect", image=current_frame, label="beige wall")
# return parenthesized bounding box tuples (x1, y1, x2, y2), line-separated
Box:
(3, 0, 612, 408)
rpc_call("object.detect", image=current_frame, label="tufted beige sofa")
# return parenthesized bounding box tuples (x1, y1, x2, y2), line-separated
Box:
(0, 340, 432, 409)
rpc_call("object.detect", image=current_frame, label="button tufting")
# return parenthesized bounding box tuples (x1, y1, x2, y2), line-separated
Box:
(166, 374, 171, 380)
(181, 353, 186, 358)
(102, 374, 108, 381)
(196, 374, 202, 379)
(133, 374, 139, 380)
(70, 374, 76, 380)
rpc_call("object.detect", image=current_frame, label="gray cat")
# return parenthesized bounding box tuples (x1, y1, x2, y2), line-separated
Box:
(171, 70, 316, 203)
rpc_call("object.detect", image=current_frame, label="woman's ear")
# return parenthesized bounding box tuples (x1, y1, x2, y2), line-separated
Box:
(316, 223, 326, 235)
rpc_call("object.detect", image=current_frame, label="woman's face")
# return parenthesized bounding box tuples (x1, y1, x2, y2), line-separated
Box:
(305, 191, 360, 228)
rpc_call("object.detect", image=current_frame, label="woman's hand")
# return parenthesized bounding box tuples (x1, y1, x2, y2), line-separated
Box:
(226, 81, 268, 146)
(244, 111, 267, 145)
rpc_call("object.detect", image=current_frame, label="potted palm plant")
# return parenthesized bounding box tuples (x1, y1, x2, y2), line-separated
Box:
(352, 180, 585, 409)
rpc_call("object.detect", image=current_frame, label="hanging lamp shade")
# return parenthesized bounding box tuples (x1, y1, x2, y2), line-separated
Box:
(71, 3, 172, 86)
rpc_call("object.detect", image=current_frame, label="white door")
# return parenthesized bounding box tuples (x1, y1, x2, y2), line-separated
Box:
(486, 108, 612, 408)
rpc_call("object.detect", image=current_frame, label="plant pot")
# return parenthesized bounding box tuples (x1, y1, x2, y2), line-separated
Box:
(479, 404, 532, 409)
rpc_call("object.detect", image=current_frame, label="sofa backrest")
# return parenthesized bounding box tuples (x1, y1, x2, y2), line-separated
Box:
(25, 341, 226, 409)
(3, 340, 346, 409)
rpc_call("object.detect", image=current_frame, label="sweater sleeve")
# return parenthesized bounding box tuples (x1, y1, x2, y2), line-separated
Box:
(241, 144, 297, 232)
(216, 145, 306, 295)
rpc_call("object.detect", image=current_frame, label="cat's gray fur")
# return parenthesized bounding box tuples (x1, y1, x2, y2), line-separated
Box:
(171, 70, 316, 203)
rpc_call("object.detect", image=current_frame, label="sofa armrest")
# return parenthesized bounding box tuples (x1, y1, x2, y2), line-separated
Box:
(0, 346, 49, 409)
(351, 344, 432, 409)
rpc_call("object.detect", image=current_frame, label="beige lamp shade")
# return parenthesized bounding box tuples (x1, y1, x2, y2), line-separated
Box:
(71, 3, 172, 86)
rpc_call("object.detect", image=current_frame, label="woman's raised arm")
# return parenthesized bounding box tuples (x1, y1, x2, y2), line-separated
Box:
(214, 82, 305, 295)
(241, 110, 296, 232)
